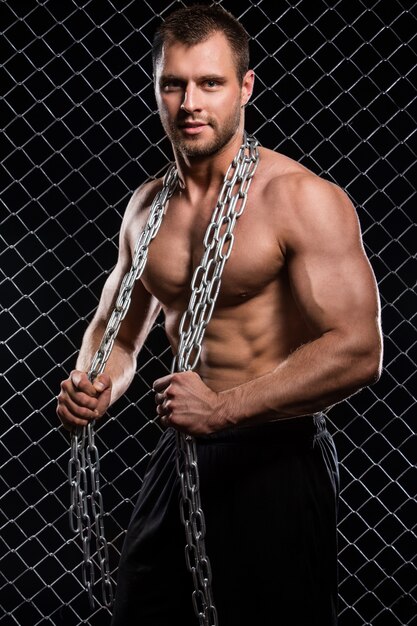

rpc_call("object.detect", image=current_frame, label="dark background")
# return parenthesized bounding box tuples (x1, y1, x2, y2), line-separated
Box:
(1, 1, 416, 624)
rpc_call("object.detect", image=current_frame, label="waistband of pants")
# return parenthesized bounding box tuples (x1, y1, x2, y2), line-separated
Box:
(195, 412, 328, 447)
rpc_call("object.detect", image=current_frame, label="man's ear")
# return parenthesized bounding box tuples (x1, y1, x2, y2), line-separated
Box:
(241, 70, 255, 107)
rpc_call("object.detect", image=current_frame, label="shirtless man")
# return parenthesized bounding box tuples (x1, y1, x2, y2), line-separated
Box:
(57, 5, 382, 625)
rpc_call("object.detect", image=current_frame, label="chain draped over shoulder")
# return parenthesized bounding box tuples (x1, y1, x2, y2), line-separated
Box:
(68, 133, 260, 624)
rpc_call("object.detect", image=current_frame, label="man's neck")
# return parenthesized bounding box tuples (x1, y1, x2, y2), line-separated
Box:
(173, 130, 245, 203)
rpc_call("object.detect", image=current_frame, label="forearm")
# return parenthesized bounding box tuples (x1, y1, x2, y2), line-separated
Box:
(219, 330, 381, 427)
(76, 324, 137, 405)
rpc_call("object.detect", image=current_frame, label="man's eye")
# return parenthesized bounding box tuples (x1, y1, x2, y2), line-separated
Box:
(162, 81, 182, 91)
(205, 80, 219, 88)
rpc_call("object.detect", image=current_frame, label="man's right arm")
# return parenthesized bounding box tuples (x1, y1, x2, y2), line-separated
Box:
(57, 183, 162, 430)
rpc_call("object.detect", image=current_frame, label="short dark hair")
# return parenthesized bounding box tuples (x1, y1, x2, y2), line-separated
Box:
(152, 4, 249, 83)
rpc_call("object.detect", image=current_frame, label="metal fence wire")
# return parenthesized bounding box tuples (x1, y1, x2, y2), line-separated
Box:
(1, 0, 416, 624)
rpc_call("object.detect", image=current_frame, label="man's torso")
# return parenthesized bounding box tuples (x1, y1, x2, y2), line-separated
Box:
(132, 147, 318, 391)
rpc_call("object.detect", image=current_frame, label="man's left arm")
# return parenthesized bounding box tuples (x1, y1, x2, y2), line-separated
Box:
(154, 175, 383, 434)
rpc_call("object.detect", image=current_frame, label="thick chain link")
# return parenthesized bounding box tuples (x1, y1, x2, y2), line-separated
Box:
(68, 165, 178, 607)
(173, 134, 259, 626)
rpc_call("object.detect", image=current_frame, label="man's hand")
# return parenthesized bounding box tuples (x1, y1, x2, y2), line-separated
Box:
(153, 371, 225, 436)
(57, 370, 112, 431)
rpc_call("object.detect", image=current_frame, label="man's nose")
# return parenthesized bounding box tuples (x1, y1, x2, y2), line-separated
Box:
(181, 85, 202, 113)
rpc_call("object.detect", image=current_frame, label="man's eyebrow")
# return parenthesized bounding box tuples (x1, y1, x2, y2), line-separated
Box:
(159, 74, 182, 83)
(158, 73, 226, 83)
(199, 74, 226, 82)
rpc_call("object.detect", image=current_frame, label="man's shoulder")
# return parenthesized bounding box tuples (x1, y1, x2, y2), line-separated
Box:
(260, 147, 332, 191)
(257, 147, 359, 252)
(119, 176, 167, 247)
(259, 146, 347, 214)
(129, 177, 166, 212)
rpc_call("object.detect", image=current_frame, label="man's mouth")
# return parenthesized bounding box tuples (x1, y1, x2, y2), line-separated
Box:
(179, 121, 209, 135)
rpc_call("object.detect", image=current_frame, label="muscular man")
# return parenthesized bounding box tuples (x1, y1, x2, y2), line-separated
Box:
(57, 5, 382, 625)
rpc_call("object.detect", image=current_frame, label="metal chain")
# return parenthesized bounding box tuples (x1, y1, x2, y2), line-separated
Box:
(67, 134, 259, 615)
(173, 133, 260, 626)
(68, 164, 179, 607)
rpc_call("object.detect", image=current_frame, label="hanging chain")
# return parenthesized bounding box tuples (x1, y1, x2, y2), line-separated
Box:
(67, 134, 259, 616)
(173, 134, 260, 626)
(68, 165, 178, 607)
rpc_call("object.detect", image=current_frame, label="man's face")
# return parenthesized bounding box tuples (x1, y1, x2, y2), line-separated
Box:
(154, 31, 252, 158)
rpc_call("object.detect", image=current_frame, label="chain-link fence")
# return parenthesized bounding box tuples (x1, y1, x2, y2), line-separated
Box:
(1, 0, 416, 624)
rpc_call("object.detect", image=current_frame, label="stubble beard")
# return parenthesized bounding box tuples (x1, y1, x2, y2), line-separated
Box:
(163, 101, 242, 159)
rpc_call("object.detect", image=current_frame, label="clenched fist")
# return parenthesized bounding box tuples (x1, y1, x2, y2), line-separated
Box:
(57, 370, 112, 431)
(153, 371, 226, 436)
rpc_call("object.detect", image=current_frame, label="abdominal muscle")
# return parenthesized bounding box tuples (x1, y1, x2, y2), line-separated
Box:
(163, 283, 313, 393)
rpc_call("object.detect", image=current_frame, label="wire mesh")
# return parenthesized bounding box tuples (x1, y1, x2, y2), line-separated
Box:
(1, 1, 416, 625)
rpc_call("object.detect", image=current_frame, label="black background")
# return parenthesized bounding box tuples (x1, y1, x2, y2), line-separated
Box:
(1, 1, 416, 624)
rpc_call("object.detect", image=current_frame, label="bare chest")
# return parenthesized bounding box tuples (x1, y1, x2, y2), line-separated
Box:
(140, 197, 284, 309)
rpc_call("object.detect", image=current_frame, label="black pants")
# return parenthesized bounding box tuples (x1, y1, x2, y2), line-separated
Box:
(111, 414, 340, 626)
